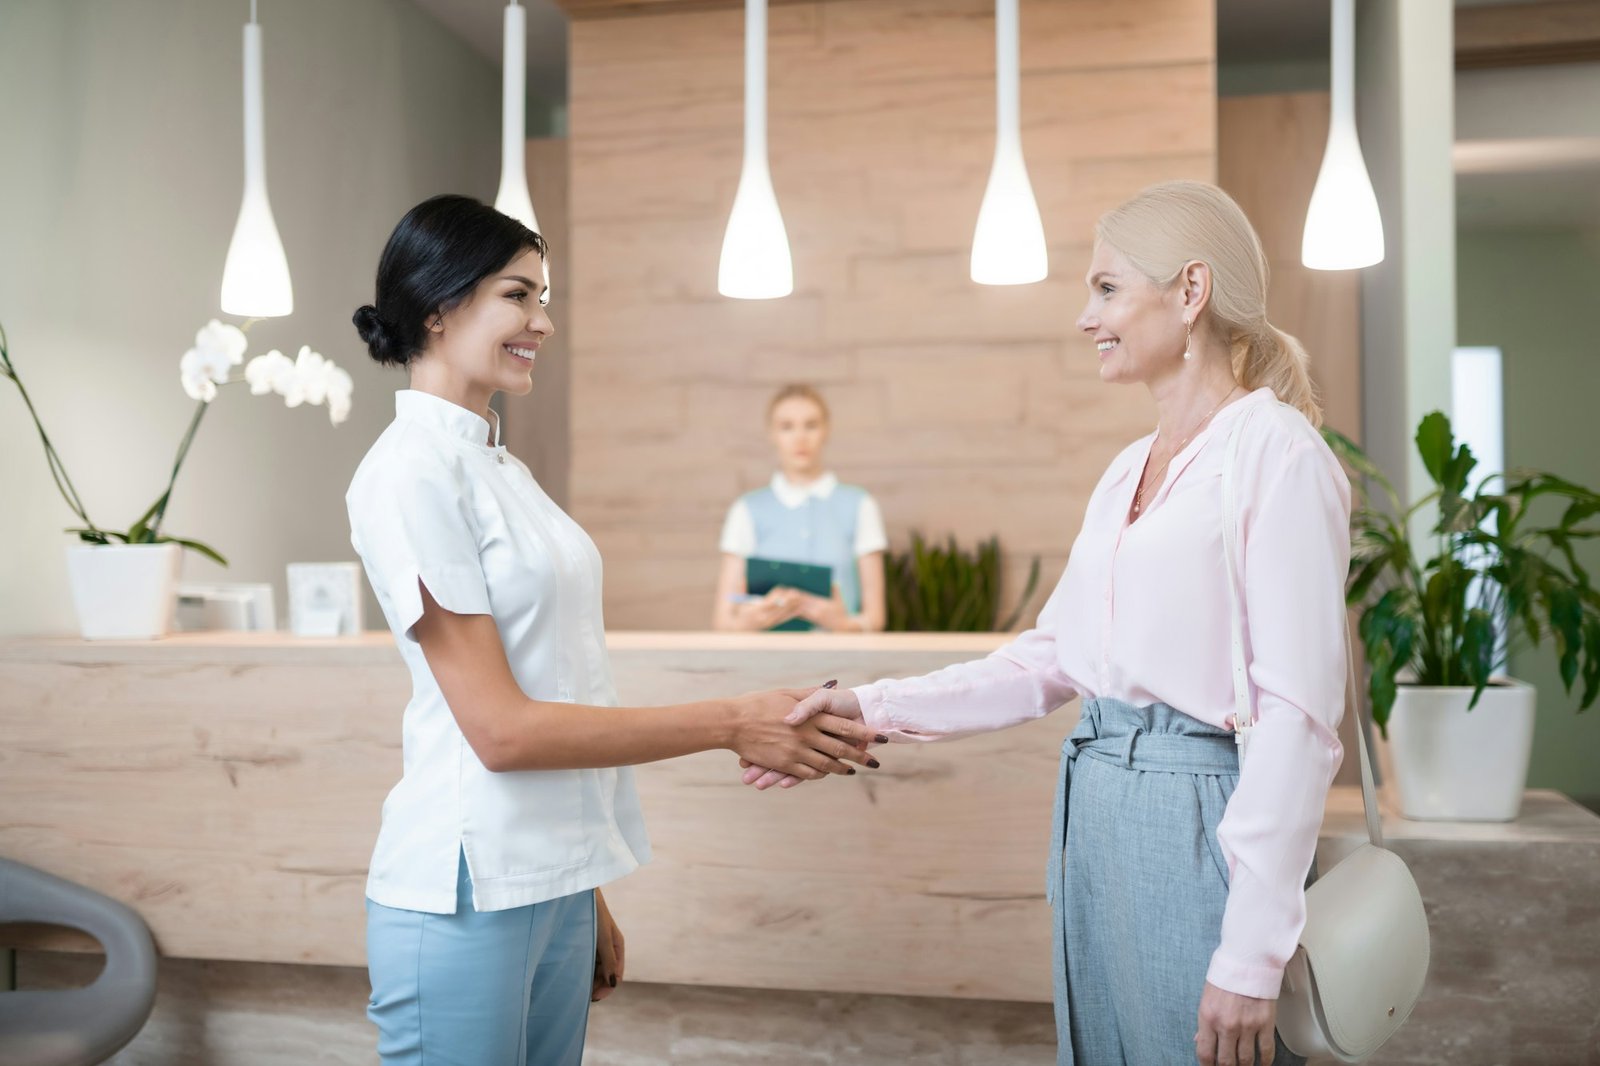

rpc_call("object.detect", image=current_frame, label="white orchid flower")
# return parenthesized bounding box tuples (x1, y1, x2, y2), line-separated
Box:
(324, 364, 354, 425)
(292, 346, 331, 407)
(178, 319, 247, 403)
(195, 319, 247, 364)
(244, 349, 296, 397)
(179, 349, 220, 402)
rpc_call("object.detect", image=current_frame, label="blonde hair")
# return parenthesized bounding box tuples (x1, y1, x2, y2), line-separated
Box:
(766, 383, 830, 424)
(1095, 180, 1322, 428)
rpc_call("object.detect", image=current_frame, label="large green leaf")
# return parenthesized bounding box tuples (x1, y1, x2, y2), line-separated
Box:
(1460, 608, 1496, 708)
(1415, 412, 1454, 488)
(154, 535, 228, 568)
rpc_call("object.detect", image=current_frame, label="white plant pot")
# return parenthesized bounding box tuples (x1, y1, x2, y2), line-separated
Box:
(1377, 680, 1537, 821)
(64, 542, 182, 640)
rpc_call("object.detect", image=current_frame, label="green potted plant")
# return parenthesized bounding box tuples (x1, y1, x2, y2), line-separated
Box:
(884, 531, 1041, 633)
(1323, 412, 1599, 820)
(2, 319, 353, 640)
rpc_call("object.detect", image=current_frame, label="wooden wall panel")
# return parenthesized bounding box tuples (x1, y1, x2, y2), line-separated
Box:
(1217, 92, 1363, 442)
(503, 138, 573, 508)
(567, 0, 1217, 631)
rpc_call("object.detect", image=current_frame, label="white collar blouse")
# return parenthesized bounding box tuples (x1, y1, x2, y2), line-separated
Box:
(346, 389, 650, 914)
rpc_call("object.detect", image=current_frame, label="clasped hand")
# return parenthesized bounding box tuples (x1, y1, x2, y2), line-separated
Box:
(738, 586, 851, 631)
(730, 685, 882, 783)
(736, 685, 872, 790)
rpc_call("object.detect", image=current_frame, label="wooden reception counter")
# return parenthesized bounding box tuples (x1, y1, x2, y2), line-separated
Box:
(3, 632, 1599, 1018)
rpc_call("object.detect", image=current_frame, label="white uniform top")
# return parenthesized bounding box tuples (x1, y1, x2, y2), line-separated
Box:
(347, 389, 650, 914)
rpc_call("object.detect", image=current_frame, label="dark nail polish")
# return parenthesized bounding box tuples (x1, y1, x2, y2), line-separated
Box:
(609, 975, 617, 987)
(823, 679, 838, 689)
(847, 768, 856, 775)
(875, 735, 889, 744)
(867, 758, 881, 769)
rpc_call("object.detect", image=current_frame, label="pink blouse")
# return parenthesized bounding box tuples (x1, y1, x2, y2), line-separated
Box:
(854, 387, 1352, 1000)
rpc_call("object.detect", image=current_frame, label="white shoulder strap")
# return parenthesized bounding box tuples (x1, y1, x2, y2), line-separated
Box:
(1221, 406, 1384, 848)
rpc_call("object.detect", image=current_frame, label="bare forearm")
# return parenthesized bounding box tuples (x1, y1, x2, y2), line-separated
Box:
(485, 697, 735, 772)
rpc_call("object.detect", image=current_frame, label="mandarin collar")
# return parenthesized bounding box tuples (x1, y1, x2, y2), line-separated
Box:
(395, 389, 501, 448)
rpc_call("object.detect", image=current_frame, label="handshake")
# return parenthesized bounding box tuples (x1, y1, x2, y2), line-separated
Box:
(729, 681, 884, 791)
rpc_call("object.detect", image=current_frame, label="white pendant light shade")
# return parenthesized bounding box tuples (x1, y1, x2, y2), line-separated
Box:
(1302, 0, 1384, 270)
(718, 0, 792, 300)
(972, 144, 1048, 286)
(220, 19, 293, 317)
(493, 2, 540, 231)
(971, 0, 1047, 286)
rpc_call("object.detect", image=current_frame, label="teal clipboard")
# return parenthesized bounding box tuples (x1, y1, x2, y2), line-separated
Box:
(745, 557, 832, 632)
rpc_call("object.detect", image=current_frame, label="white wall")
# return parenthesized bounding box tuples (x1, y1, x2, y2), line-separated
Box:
(1356, 0, 1456, 518)
(0, 0, 500, 635)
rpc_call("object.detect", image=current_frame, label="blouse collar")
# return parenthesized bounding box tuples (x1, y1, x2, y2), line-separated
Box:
(1105, 386, 1275, 490)
(395, 389, 501, 448)
(771, 471, 839, 508)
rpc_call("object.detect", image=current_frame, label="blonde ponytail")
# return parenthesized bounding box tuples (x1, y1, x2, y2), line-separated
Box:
(1097, 180, 1323, 428)
(1232, 322, 1322, 429)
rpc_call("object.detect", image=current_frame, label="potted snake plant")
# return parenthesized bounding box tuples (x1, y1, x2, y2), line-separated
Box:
(1323, 412, 1599, 820)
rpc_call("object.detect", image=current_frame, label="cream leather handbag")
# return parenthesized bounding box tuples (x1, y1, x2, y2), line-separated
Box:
(1221, 407, 1430, 1063)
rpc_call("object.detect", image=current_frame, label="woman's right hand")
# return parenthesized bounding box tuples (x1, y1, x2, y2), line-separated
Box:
(728, 688, 881, 781)
(742, 685, 871, 789)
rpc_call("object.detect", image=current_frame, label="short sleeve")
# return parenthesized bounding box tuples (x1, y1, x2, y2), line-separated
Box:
(348, 459, 492, 642)
(854, 493, 888, 557)
(719, 498, 757, 557)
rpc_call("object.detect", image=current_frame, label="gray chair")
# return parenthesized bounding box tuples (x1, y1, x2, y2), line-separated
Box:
(0, 858, 158, 1066)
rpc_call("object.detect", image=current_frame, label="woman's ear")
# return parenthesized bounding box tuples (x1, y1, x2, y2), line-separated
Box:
(1182, 260, 1212, 316)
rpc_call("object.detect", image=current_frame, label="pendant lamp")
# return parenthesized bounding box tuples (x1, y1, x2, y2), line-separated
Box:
(1302, 0, 1385, 270)
(220, 0, 293, 317)
(970, 0, 1047, 286)
(717, 0, 793, 300)
(493, 1, 540, 231)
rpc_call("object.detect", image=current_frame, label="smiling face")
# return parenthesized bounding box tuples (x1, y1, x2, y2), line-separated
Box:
(1074, 241, 1188, 387)
(418, 248, 553, 407)
(769, 395, 829, 479)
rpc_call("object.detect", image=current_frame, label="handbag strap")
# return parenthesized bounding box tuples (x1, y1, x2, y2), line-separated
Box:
(1221, 406, 1384, 849)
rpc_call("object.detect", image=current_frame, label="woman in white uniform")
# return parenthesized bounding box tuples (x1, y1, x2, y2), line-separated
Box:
(346, 195, 882, 1066)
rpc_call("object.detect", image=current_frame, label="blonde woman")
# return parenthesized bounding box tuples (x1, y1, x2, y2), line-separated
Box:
(712, 385, 888, 633)
(749, 182, 1350, 1066)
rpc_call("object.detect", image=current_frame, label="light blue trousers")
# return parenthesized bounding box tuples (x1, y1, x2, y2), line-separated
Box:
(366, 852, 596, 1066)
(1048, 698, 1309, 1066)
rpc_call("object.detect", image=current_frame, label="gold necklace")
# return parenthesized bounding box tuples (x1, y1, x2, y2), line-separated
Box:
(1131, 385, 1242, 517)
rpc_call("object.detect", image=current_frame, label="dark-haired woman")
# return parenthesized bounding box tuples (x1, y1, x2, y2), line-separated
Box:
(346, 194, 881, 1065)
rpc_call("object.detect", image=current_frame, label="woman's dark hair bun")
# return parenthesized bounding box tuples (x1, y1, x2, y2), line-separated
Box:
(355, 195, 548, 372)
(353, 305, 403, 366)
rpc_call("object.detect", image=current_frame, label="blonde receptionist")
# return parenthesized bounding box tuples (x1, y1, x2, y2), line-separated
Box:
(713, 385, 887, 633)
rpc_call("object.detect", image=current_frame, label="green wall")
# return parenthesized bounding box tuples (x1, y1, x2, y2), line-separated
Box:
(1457, 228, 1600, 812)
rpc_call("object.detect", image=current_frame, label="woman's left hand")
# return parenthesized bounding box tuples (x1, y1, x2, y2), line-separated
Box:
(592, 889, 624, 1003)
(1196, 982, 1277, 1066)
(795, 590, 852, 631)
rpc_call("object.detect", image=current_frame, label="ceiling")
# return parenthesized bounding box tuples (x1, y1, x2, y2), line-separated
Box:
(411, 0, 569, 103)
(415, 0, 1600, 230)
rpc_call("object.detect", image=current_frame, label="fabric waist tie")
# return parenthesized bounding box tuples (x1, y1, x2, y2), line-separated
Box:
(1046, 698, 1238, 906)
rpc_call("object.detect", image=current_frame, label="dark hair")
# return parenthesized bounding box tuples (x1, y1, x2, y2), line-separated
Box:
(353, 194, 548, 367)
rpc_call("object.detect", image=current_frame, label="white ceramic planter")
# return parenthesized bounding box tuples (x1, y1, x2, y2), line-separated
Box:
(1378, 680, 1537, 821)
(64, 543, 182, 640)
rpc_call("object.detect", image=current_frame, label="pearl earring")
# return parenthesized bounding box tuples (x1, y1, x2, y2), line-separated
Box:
(1182, 319, 1193, 361)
